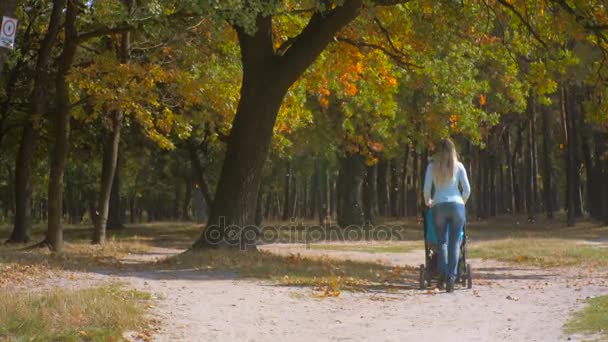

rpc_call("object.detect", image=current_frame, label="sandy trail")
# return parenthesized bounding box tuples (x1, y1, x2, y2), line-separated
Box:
(86, 244, 608, 342)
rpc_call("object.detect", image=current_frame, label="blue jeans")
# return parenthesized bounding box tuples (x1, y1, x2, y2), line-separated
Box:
(432, 202, 466, 281)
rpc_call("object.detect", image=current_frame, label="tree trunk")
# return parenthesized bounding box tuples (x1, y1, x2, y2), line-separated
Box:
(182, 180, 192, 221)
(376, 159, 390, 217)
(541, 106, 554, 219)
(363, 164, 377, 224)
(282, 160, 292, 221)
(187, 137, 213, 209)
(419, 149, 428, 214)
(107, 160, 124, 230)
(570, 85, 584, 217)
(516, 123, 526, 215)
(9, 124, 36, 243)
(489, 151, 496, 217)
(409, 151, 419, 216)
(475, 147, 483, 219)
(531, 111, 540, 215)
(526, 106, 535, 221)
(504, 131, 516, 214)
(561, 85, 575, 226)
(309, 172, 317, 219)
(400, 147, 409, 217)
(389, 158, 399, 217)
(9, 0, 66, 243)
(337, 153, 366, 227)
(92, 111, 123, 244)
(45, 0, 78, 252)
(315, 160, 329, 225)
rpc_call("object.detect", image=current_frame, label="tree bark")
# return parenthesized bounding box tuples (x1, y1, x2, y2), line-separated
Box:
(46, 0, 79, 252)
(107, 159, 124, 230)
(400, 147, 409, 217)
(282, 160, 292, 221)
(92, 110, 123, 244)
(561, 85, 575, 226)
(409, 151, 419, 216)
(337, 153, 366, 227)
(9, 0, 66, 244)
(389, 158, 399, 217)
(526, 106, 535, 221)
(376, 159, 390, 216)
(363, 163, 378, 224)
(182, 179, 192, 221)
(187, 137, 213, 209)
(315, 160, 329, 225)
(541, 105, 554, 219)
(9, 124, 36, 243)
(504, 131, 516, 215)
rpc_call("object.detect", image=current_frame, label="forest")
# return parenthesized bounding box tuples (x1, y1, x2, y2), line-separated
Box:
(0, 1, 608, 340)
(1, 0, 607, 250)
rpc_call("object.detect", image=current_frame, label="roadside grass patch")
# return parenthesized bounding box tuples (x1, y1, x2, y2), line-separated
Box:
(308, 242, 418, 254)
(565, 295, 608, 339)
(165, 249, 417, 292)
(469, 238, 608, 267)
(0, 284, 152, 341)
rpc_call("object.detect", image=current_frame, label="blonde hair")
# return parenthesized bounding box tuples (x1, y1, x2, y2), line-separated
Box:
(432, 138, 458, 186)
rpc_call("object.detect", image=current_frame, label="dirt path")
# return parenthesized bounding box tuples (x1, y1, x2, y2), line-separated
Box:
(86, 244, 608, 342)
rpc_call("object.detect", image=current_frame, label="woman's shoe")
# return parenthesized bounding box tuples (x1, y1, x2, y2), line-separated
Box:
(446, 279, 455, 293)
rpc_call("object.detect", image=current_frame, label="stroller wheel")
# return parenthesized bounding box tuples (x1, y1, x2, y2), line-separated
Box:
(466, 263, 473, 289)
(419, 264, 427, 290)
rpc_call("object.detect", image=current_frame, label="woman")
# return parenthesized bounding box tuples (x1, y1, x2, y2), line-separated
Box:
(423, 138, 471, 293)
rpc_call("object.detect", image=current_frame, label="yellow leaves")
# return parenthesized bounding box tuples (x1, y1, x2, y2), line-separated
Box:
(314, 278, 341, 298)
(479, 94, 487, 106)
(559, 143, 565, 150)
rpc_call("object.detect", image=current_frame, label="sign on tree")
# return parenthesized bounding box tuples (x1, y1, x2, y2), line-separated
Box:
(0, 17, 18, 49)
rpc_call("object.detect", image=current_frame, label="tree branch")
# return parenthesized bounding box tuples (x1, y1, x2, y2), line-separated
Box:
(78, 24, 133, 42)
(336, 36, 420, 69)
(279, 0, 365, 85)
(495, 0, 547, 48)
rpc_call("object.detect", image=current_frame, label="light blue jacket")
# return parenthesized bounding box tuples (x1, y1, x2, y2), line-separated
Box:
(423, 161, 471, 206)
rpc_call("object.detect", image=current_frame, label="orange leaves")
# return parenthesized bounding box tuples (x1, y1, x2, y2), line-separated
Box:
(450, 114, 460, 132)
(319, 97, 329, 109)
(479, 94, 487, 106)
(367, 141, 384, 153)
(343, 82, 358, 97)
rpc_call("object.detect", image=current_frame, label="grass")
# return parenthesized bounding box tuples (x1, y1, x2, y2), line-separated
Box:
(0, 222, 201, 287)
(0, 238, 152, 288)
(565, 295, 608, 339)
(0, 284, 153, 341)
(308, 242, 419, 254)
(469, 238, 608, 267)
(163, 249, 418, 292)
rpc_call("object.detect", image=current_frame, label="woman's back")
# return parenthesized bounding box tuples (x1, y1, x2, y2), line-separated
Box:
(423, 161, 471, 206)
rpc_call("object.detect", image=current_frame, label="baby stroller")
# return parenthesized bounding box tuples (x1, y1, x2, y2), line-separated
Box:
(419, 208, 472, 290)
